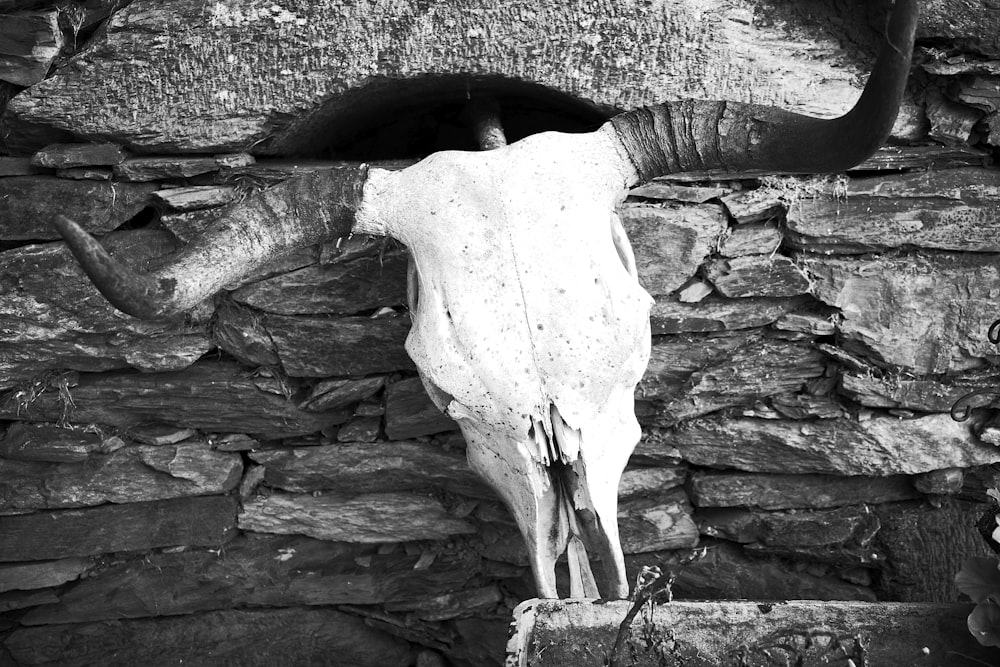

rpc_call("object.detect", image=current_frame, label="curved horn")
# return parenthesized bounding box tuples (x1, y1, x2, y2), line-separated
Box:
(53, 165, 370, 320)
(609, 0, 918, 185)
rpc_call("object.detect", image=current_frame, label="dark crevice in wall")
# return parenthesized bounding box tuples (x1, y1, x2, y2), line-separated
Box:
(268, 75, 612, 160)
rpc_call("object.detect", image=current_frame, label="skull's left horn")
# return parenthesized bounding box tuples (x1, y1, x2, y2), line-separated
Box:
(53, 165, 369, 319)
(610, 0, 918, 185)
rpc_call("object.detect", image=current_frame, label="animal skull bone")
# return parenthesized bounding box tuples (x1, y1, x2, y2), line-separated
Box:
(53, 0, 917, 599)
(356, 130, 652, 597)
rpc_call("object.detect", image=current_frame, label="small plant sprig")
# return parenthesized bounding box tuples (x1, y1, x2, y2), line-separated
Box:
(955, 488, 1000, 647)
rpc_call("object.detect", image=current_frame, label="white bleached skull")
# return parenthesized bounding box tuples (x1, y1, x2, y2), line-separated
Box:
(52, 0, 915, 599)
(355, 131, 652, 597)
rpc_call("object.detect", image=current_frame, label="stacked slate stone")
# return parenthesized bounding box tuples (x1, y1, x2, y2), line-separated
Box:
(2, 1, 1000, 666)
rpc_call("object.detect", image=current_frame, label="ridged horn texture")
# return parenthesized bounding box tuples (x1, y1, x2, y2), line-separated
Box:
(53, 165, 370, 320)
(610, 0, 918, 185)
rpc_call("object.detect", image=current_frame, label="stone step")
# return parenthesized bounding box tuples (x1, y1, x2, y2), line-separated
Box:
(508, 599, 999, 667)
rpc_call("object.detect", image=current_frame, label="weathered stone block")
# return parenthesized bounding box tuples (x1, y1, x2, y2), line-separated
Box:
(6, 607, 412, 667)
(507, 598, 998, 667)
(649, 296, 806, 335)
(19, 534, 482, 626)
(5, 0, 902, 154)
(0, 177, 155, 240)
(231, 249, 408, 315)
(718, 222, 782, 257)
(1, 361, 349, 439)
(787, 168, 1000, 253)
(876, 499, 995, 602)
(704, 254, 811, 298)
(698, 505, 882, 566)
(249, 440, 490, 498)
(618, 489, 699, 554)
(688, 471, 919, 509)
(620, 203, 726, 297)
(0, 232, 212, 390)
(0, 438, 242, 510)
(238, 491, 476, 543)
(806, 253, 1000, 374)
(670, 414, 1000, 476)
(0, 559, 90, 594)
(265, 312, 415, 377)
(385, 376, 457, 440)
(0, 495, 237, 561)
(638, 333, 825, 425)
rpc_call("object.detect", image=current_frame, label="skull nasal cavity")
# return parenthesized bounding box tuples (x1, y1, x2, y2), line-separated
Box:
(277, 76, 610, 160)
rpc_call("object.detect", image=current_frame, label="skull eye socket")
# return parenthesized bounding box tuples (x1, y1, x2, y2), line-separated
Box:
(610, 212, 638, 280)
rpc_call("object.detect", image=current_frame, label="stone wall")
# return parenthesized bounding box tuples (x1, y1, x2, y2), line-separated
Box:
(2, 1, 1000, 666)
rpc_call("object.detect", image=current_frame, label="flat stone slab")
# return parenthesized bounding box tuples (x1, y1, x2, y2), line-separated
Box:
(5, 0, 917, 154)
(508, 599, 1000, 666)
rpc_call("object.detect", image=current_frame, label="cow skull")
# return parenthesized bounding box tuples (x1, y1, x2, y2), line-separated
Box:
(53, 0, 916, 599)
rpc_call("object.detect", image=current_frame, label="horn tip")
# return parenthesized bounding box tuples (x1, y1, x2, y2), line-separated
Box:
(50, 215, 180, 321)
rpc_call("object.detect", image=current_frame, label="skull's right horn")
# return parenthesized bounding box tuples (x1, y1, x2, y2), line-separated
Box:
(54, 165, 369, 320)
(609, 0, 918, 186)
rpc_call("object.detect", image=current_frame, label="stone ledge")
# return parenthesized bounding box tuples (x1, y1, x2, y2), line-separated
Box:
(507, 599, 999, 666)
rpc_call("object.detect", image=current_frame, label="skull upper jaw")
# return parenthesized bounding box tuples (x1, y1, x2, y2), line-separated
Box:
(426, 368, 642, 599)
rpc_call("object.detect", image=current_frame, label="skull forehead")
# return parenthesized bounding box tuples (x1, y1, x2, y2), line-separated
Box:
(366, 129, 633, 242)
(406, 242, 652, 436)
(364, 130, 653, 435)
